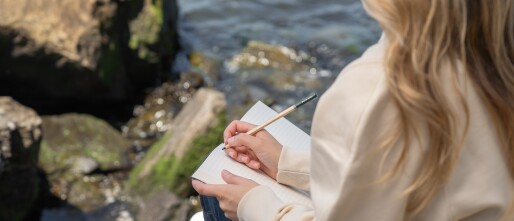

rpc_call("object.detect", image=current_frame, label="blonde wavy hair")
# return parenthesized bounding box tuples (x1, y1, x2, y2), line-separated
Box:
(363, 0, 514, 216)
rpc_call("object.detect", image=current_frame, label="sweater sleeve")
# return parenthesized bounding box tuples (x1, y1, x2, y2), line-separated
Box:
(237, 186, 314, 221)
(276, 145, 311, 191)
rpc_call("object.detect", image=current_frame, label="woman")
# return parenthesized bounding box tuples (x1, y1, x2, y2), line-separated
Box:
(192, 0, 514, 220)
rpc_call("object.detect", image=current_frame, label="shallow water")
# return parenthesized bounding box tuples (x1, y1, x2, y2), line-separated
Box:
(178, 0, 380, 57)
(177, 0, 381, 131)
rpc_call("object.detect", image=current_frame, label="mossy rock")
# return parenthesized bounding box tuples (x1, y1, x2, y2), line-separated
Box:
(128, 112, 227, 197)
(39, 113, 130, 174)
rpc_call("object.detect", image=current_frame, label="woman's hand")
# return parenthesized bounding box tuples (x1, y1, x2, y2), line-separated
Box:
(223, 120, 282, 180)
(192, 170, 258, 221)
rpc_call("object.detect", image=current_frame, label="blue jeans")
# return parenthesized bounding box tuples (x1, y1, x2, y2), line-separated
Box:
(200, 195, 231, 221)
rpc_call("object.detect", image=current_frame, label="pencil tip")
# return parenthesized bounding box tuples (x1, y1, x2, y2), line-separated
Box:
(295, 93, 318, 108)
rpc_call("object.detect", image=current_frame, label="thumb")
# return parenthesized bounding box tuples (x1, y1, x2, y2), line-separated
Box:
(221, 170, 249, 185)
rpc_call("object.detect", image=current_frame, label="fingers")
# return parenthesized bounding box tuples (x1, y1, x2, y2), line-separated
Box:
(246, 160, 261, 170)
(237, 154, 250, 164)
(224, 146, 247, 157)
(225, 145, 251, 162)
(226, 150, 259, 168)
(235, 146, 248, 152)
(225, 148, 238, 159)
(223, 120, 257, 143)
(227, 133, 261, 151)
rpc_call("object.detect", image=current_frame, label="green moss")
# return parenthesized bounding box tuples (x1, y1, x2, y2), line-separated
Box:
(38, 141, 56, 170)
(128, 112, 227, 197)
(128, 0, 164, 62)
(172, 111, 227, 196)
(127, 131, 172, 188)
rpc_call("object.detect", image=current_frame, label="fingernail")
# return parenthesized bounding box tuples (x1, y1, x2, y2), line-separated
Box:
(228, 151, 235, 158)
(252, 162, 259, 168)
(242, 156, 248, 162)
(228, 137, 235, 144)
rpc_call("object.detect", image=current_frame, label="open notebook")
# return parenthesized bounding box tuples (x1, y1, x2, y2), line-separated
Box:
(192, 101, 312, 206)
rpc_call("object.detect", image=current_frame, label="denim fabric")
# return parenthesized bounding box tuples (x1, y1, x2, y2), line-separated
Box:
(200, 195, 231, 221)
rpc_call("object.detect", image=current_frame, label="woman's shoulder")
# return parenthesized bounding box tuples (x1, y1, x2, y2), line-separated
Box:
(324, 35, 389, 106)
(312, 37, 392, 147)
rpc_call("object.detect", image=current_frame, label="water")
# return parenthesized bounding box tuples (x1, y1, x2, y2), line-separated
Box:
(178, 0, 380, 56)
(177, 0, 381, 131)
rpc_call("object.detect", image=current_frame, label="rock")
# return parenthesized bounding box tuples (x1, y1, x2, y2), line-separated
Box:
(40, 113, 130, 171)
(226, 40, 312, 73)
(136, 190, 191, 221)
(0, 0, 179, 106)
(72, 157, 100, 175)
(122, 72, 205, 151)
(39, 113, 130, 211)
(139, 88, 225, 171)
(0, 0, 102, 69)
(128, 88, 227, 197)
(116, 210, 135, 221)
(226, 41, 325, 92)
(0, 97, 42, 221)
(189, 51, 222, 87)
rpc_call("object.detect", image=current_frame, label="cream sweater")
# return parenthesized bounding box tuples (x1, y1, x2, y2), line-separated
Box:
(236, 36, 514, 221)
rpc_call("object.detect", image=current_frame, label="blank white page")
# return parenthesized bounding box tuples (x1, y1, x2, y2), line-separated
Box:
(192, 101, 311, 206)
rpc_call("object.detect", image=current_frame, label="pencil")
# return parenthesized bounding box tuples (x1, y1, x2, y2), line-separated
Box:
(222, 93, 317, 150)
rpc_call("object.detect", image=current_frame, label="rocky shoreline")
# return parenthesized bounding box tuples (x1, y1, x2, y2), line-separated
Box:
(0, 0, 380, 220)
(0, 86, 225, 220)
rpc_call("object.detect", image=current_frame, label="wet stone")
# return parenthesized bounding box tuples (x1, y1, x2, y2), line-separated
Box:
(122, 72, 205, 152)
(136, 190, 192, 221)
(189, 51, 222, 87)
(226, 40, 312, 73)
(72, 157, 99, 175)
